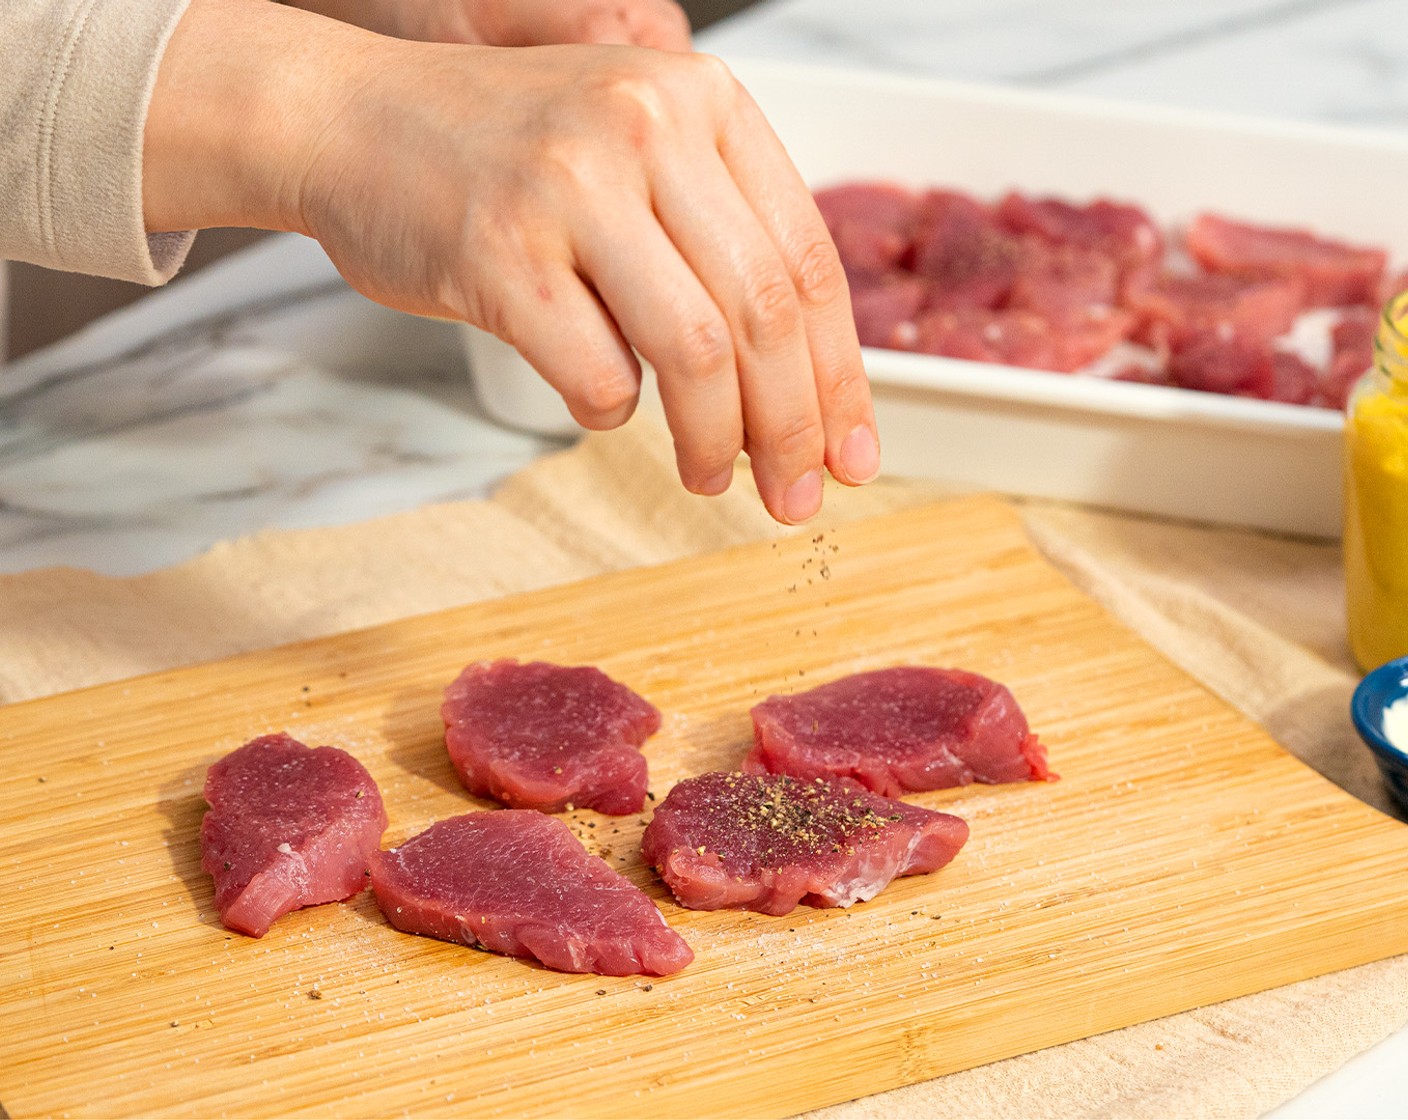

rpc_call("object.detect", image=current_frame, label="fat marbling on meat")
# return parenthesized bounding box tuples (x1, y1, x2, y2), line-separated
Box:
(200, 733, 387, 937)
(372, 810, 694, 976)
(641, 771, 969, 916)
(744, 666, 1051, 797)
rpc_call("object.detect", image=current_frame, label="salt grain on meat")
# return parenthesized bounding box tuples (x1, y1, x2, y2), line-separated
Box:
(441, 659, 660, 815)
(641, 771, 969, 916)
(372, 810, 694, 976)
(200, 733, 387, 938)
(744, 666, 1051, 797)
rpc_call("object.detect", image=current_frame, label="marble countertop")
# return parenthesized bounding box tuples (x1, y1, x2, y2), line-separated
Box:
(4, 0, 1407, 1114)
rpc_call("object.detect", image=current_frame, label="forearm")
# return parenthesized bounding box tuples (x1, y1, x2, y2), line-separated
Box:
(142, 0, 388, 235)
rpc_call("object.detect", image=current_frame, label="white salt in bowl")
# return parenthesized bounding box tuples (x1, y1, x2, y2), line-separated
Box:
(1351, 654, 1408, 815)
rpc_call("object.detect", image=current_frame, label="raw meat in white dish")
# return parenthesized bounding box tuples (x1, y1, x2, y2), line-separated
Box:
(1187, 213, 1386, 308)
(814, 181, 919, 275)
(911, 190, 1023, 310)
(996, 191, 1163, 285)
(815, 179, 1394, 408)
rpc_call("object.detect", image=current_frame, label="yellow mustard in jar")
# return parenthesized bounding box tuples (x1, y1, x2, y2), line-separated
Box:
(1345, 290, 1408, 671)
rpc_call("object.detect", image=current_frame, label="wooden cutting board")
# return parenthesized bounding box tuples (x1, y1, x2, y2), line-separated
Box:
(3, 495, 1406, 1119)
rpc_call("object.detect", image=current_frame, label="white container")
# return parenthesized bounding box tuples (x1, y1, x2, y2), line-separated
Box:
(464, 60, 1408, 536)
(464, 326, 581, 438)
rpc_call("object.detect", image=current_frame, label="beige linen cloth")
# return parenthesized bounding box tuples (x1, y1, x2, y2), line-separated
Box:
(3, 417, 1405, 1118)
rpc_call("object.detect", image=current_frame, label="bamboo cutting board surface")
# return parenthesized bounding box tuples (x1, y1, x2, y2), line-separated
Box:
(3, 495, 1407, 1119)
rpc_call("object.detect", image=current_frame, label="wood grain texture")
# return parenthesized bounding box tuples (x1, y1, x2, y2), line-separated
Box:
(2, 495, 1406, 1119)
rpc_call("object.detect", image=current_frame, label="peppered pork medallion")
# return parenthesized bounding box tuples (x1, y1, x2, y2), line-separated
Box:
(641, 770, 969, 916)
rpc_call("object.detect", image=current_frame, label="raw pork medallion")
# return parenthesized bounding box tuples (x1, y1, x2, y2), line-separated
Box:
(200, 733, 388, 937)
(442, 659, 661, 815)
(372, 811, 694, 976)
(745, 666, 1050, 797)
(641, 771, 969, 916)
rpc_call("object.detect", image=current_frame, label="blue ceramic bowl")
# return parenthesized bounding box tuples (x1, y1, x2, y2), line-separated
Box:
(1351, 655, 1408, 814)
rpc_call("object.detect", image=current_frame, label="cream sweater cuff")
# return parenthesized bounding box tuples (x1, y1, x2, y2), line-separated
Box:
(0, 0, 196, 286)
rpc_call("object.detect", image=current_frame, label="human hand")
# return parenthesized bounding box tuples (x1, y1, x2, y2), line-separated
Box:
(289, 0, 692, 50)
(145, 0, 878, 524)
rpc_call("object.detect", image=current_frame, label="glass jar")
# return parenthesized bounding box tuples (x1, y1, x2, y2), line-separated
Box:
(1345, 290, 1408, 671)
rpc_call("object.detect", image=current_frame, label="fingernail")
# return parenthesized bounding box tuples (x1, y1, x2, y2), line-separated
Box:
(840, 425, 880, 484)
(783, 469, 824, 523)
(698, 467, 734, 496)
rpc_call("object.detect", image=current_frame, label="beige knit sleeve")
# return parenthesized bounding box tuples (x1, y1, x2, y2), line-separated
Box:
(1, 0, 196, 285)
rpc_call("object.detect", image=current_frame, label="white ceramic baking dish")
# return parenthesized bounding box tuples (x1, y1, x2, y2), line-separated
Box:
(464, 59, 1408, 537)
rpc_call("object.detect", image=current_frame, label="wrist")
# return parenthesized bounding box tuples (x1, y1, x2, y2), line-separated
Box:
(142, 0, 387, 235)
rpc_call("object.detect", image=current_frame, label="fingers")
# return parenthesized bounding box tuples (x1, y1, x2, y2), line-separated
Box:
(711, 69, 879, 489)
(649, 156, 828, 523)
(561, 52, 872, 522)
(484, 262, 644, 431)
(572, 200, 745, 497)
(584, 0, 692, 51)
